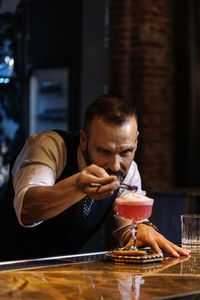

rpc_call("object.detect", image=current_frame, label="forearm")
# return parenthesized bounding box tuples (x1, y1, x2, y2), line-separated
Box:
(21, 173, 86, 226)
(21, 164, 119, 226)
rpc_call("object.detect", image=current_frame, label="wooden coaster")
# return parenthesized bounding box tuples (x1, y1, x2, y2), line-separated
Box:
(113, 249, 147, 256)
(106, 249, 163, 264)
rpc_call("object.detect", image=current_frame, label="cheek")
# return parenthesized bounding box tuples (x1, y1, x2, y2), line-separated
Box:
(122, 159, 131, 170)
(121, 155, 135, 170)
(87, 148, 105, 166)
(92, 155, 106, 167)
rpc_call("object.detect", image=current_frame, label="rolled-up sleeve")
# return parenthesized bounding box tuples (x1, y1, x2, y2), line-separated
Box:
(12, 131, 67, 227)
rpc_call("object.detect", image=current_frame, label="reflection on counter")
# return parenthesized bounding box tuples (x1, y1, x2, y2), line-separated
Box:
(0, 253, 199, 299)
(180, 251, 200, 275)
(117, 274, 144, 300)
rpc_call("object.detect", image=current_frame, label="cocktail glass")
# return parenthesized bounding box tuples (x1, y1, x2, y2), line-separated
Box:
(116, 193, 154, 250)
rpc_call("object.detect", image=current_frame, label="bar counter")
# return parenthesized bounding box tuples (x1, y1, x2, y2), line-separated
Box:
(0, 250, 199, 299)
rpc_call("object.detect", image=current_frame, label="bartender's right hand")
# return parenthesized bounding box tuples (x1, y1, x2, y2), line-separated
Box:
(77, 164, 120, 200)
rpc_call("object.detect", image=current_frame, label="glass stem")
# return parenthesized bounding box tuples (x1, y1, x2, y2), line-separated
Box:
(131, 222, 138, 250)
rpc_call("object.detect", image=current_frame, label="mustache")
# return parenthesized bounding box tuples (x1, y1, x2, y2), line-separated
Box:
(106, 169, 125, 178)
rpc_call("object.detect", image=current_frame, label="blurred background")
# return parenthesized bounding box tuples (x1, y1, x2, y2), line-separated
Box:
(0, 0, 199, 191)
(0, 0, 200, 246)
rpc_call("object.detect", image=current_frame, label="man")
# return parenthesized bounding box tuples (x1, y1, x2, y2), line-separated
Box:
(1, 95, 189, 260)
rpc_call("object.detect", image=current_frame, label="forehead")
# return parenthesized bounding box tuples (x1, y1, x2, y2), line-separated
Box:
(88, 116, 138, 144)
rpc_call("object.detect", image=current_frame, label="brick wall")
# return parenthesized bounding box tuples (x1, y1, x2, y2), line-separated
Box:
(109, 0, 174, 190)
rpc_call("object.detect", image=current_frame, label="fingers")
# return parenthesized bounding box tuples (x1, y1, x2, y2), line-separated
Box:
(148, 240, 164, 257)
(83, 164, 111, 178)
(150, 239, 180, 258)
(88, 179, 120, 199)
(161, 242, 191, 257)
(77, 164, 120, 199)
(137, 223, 191, 258)
(150, 235, 191, 257)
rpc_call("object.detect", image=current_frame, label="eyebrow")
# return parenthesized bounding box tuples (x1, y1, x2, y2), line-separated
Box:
(96, 146, 135, 153)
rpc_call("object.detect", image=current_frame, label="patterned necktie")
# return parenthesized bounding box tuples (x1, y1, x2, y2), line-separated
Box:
(78, 196, 94, 223)
(82, 196, 94, 218)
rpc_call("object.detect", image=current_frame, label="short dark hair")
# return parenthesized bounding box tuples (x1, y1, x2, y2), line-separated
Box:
(83, 95, 137, 135)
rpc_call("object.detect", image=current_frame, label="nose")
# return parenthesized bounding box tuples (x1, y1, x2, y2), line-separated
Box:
(108, 154, 121, 173)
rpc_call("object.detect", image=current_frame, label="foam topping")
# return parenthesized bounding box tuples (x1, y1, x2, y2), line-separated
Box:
(116, 193, 154, 205)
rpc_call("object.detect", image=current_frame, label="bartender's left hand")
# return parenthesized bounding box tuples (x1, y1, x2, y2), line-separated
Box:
(136, 223, 191, 257)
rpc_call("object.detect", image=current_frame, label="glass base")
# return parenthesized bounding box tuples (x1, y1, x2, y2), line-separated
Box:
(182, 241, 200, 250)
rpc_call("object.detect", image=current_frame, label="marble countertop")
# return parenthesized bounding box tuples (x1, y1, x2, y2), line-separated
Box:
(0, 251, 199, 299)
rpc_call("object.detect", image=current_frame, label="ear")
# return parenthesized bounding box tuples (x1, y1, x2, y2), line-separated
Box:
(80, 129, 87, 151)
(134, 131, 139, 150)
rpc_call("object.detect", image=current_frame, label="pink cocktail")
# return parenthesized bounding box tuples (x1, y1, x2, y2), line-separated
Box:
(116, 193, 154, 249)
(116, 194, 154, 223)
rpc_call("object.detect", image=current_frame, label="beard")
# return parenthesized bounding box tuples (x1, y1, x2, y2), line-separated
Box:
(84, 145, 126, 181)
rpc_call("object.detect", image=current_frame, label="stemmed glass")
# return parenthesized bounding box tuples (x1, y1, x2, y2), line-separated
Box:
(116, 192, 154, 250)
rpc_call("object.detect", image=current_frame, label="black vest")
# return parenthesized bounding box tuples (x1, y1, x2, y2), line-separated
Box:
(0, 130, 117, 260)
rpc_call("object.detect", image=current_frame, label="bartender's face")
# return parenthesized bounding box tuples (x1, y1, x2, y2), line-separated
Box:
(80, 116, 138, 180)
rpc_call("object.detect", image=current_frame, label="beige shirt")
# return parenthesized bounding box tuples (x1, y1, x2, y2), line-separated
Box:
(12, 130, 146, 246)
